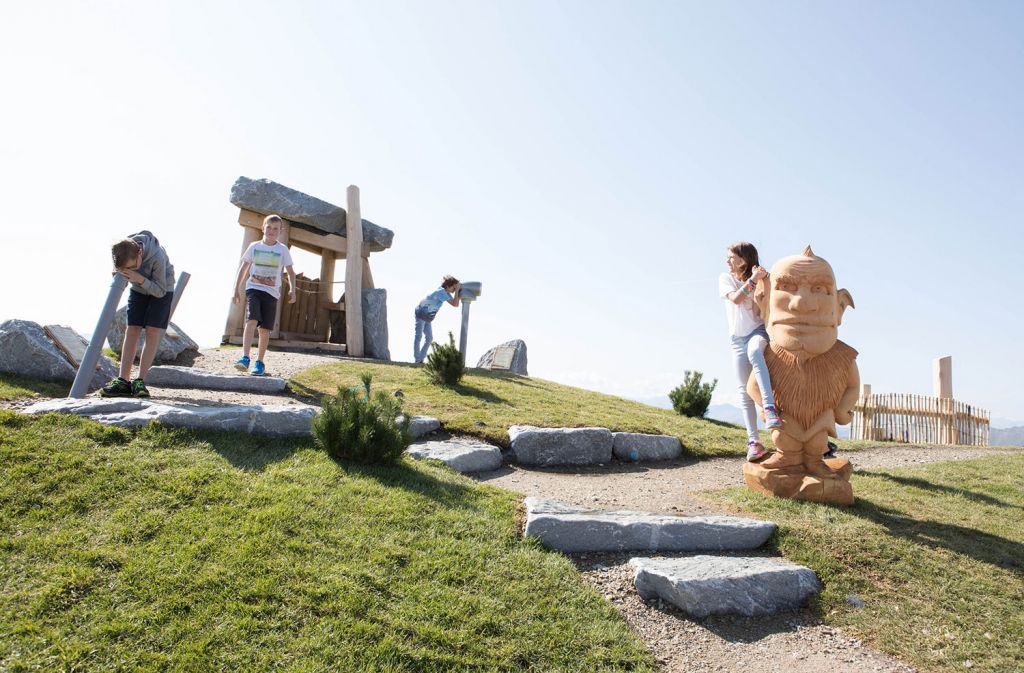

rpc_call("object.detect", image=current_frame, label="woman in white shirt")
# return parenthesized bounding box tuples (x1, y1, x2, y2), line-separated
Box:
(719, 242, 782, 461)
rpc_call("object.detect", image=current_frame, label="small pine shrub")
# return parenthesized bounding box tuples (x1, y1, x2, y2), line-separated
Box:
(669, 370, 717, 418)
(424, 332, 465, 386)
(312, 373, 411, 463)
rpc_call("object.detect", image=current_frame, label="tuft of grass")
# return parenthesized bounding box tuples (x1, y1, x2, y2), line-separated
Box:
(293, 360, 752, 457)
(0, 411, 657, 672)
(706, 455, 1024, 673)
(0, 372, 69, 400)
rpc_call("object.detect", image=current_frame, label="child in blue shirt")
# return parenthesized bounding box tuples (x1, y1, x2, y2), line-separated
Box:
(414, 275, 461, 363)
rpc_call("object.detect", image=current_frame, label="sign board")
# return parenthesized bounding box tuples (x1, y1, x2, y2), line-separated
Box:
(490, 346, 516, 370)
(44, 325, 92, 368)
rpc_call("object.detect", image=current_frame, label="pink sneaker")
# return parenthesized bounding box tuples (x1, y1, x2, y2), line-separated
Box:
(746, 441, 769, 462)
(763, 404, 783, 429)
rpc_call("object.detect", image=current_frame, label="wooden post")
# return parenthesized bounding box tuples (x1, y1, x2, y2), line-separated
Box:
(361, 256, 374, 289)
(933, 356, 953, 443)
(318, 251, 336, 341)
(345, 185, 365, 357)
(223, 225, 262, 342)
(270, 222, 290, 340)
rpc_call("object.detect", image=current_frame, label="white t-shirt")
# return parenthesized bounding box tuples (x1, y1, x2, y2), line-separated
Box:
(719, 272, 763, 337)
(243, 241, 293, 299)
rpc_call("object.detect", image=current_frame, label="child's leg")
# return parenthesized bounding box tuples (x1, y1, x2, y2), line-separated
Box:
(413, 318, 425, 362)
(241, 319, 258, 357)
(120, 326, 142, 380)
(257, 328, 270, 362)
(138, 327, 166, 380)
(731, 335, 759, 442)
(420, 320, 433, 362)
(746, 332, 777, 408)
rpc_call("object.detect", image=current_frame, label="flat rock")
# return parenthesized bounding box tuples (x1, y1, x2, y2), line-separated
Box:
(406, 438, 503, 473)
(145, 366, 287, 393)
(0, 319, 117, 391)
(524, 498, 775, 552)
(21, 398, 316, 437)
(361, 288, 390, 360)
(508, 425, 613, 466)
(476, 339, 528, 375)
(407, 415, 441, 439)
(612, 432, 683, 462)
(630, 555, 821, 618)
(106, 307, 199, 364)
(230, 176, 394, 252)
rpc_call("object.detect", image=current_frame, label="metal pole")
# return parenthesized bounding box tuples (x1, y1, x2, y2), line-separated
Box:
(168, 271, 191, 323)
(459, 301, 471, 364)
(69, 275, 128, 398)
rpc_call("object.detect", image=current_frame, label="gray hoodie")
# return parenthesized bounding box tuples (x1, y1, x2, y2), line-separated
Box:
(128, 231, 175, 298)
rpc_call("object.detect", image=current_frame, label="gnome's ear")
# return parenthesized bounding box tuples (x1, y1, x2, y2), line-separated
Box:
(837, 288, 855, 324)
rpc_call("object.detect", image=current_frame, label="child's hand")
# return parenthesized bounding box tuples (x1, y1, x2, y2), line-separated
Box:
(232, 290, 241, 305)
(119, 269, 144, 284)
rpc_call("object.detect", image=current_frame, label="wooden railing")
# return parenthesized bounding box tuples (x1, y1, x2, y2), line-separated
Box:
(851, 393, 989, 446)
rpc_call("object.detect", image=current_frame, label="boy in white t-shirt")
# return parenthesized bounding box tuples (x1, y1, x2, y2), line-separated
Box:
(231, 214, 296, 376)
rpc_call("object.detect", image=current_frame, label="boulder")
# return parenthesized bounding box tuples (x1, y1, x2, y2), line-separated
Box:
(0, 319, 117, 391)
(630, 555, 822, 618)
(476, 339, 528, 375)
(524, 498, 775, 553)
(229, 176, 394, 252)
(106, 307, 199, 364)
(362, 288, 390, 361)
(612, 432, 683, 462)
(21, 398, 316, 437)
(406, 438, 503, 473)
(407, 415, 441, 439)
(145, 366, 287, 393)
(508, 425, 613, 466)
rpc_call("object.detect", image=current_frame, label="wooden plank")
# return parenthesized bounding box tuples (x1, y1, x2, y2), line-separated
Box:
(345, 185, 364, 358)
(318, 251, 336, 341)
(226, 336, 347, 353)
(44, 325, 91, 368)
(362, 256, 374, 289)
(238, 208, 374, 258)
(277, 331, 322, 342)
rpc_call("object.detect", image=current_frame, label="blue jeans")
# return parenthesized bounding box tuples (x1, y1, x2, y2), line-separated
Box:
(414, 316, 433, 363)
(731, 325, 776, 442)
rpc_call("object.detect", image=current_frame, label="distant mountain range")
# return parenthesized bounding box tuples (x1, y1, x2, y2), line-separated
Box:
(990, 426, 1024, 447)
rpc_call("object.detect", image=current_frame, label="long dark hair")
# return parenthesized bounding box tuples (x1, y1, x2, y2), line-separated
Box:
(728, 242, 760, 281)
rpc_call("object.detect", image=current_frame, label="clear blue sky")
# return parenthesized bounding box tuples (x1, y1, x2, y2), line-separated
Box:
(2, 1, 1022, 422)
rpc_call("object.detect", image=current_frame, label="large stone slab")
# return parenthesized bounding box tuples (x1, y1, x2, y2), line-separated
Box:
(630, 556, 821, 618)
(476, 339, 528, 375)
(0, 319, 117, 391)
(362, 288, 390, 361)
(106, 307, 199, 364)
(229, 176, 394, 252)
(406, 415, 441, 439)
(612, 432, 683, 462)
(406, 438, 503, 473)
(508, 426, 613, 466)
(21, 398, 316, 437)
(145, 366, 287, 393)
(524, 498, 775, 553)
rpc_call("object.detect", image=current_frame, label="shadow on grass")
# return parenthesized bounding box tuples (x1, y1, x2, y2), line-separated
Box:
(451, 383, 509, 405)
(850, 496, 1024, 571)
(188, 428, 307, 471)
(334, 456, 486, 511)
(865, 471, 1024, 511)
(0, 372, 70, 399)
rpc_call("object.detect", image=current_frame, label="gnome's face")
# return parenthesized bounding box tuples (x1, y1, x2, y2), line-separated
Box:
(764, 250, 852, 358)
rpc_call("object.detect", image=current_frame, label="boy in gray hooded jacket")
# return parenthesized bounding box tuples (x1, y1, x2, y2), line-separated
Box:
(101, 231, 176, 398)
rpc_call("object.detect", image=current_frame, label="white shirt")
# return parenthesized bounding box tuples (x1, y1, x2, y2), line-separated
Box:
(243, 241, 293, 299)
(719, 273, 763, 337)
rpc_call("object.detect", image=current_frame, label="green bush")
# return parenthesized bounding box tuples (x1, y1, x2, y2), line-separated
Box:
(312, 373, 411, 464)
(423, 332, 465, 386)
(669, 370, 717, 418)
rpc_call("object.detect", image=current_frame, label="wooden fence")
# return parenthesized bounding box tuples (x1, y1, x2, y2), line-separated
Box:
(851, 393, 989, 446)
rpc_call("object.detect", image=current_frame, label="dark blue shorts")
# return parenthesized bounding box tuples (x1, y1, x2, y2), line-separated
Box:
(246, 288, 278, 330)
(126, 289, 173, 329)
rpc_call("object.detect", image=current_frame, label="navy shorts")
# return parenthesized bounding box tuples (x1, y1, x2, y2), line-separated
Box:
(246, 288, 278, 330)
(126, 289, 173, 329)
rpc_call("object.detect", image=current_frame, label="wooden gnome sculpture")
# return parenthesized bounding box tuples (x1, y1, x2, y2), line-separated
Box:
(743, 246, 860, 506)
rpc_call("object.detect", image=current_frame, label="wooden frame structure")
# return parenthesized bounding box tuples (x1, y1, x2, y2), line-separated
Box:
(221, 184, 379, 357)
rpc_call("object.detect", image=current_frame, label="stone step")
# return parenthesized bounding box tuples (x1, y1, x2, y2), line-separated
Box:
(524, 498, 775, 553)
(146, 366, 287, 393)
(21, 398, 315, 437)
(508, 426, 613, 466)
(612, 432, 682, 462)
(630, 555, 821, 618)
(406, 438, 503, 473)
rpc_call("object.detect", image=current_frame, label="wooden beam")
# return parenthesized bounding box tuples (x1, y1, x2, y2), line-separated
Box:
(319, 251, 336, 340)
(361, 256, 374, 289)
(226, 336, 347, 354)
(222, 226, 262, 342)
(345, 186, 364, 357)
(237, 208, 377, 258)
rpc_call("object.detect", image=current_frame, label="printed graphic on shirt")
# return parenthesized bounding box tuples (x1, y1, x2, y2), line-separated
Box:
(250, 249, 281, 287)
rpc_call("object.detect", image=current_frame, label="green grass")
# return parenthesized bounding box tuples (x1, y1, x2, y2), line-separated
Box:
(293, 360, 751, 457)
(0, 411, 656, 673)
(0, 373, 69, 400)
(707, 455, 1024, 673)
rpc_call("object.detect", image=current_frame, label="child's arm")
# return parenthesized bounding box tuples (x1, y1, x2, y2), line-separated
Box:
(725, 267, 768, 305)
(285, 265, 297, 304)
(232, 260, 252, 304)
(447, 283, 461, 307)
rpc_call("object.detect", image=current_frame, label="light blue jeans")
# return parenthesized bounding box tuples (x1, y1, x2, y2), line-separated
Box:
(731, 325, 776, 442)
(414, 316, 433, 363)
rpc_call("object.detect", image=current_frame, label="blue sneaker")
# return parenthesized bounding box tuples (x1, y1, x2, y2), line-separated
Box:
(234, 355, 251, 371)
(763, 404, 783, 429)
(252, 360, 266, 376)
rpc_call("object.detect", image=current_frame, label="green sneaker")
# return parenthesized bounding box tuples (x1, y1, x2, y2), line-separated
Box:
(100, 377, 132, 397)
(131, 378, 150, 398)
